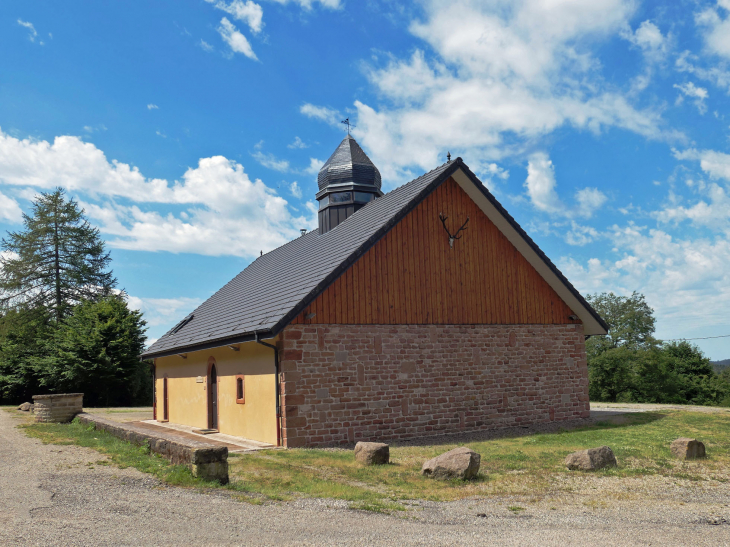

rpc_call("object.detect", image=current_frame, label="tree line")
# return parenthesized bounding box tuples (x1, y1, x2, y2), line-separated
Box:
(586, 292, 730, 406)
(0, 189, 725, 408)
(0, 189, 149, 406)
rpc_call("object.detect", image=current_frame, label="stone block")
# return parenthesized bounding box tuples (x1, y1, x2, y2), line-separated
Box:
(354, 442, 389, 465)
(193, 461, 229, 484)
(565, 446, 617, 471)
(422, 447, 480, 480)
(671, 438, 706, 460)
(75, 413, 228, 484)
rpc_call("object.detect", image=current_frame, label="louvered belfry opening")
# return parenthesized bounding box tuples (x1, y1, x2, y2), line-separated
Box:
(317, 136, 383, 234)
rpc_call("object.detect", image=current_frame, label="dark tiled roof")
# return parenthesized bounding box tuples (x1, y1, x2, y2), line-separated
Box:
(143, 159, 455, 358)
(317, 136, 381, 191)
(143, 157, 608, 359)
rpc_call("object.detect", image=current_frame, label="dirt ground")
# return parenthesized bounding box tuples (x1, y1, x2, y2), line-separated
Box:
(2, 406, 730, 546)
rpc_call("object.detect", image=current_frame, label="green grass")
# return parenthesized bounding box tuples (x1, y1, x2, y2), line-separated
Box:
(16, 410, 730, 514)
(227, 411, 730, 508)
(21, 417, 215, 489)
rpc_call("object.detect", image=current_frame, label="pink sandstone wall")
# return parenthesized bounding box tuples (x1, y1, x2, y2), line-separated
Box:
(278, 323, 589, 448)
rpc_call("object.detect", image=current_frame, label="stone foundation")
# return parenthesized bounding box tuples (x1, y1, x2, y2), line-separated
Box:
(76, 414, 229, 483)
(279, 323, 589, 447)
(33, 393, 83, 423)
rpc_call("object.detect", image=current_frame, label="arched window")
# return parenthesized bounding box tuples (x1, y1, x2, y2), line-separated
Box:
(236, 375, 245, 404)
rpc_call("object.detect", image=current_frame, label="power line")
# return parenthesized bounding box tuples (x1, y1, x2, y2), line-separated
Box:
(662, 334, 730, 342)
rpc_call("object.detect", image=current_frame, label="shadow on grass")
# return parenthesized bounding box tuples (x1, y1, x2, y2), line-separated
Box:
(389, 411, 668, 449)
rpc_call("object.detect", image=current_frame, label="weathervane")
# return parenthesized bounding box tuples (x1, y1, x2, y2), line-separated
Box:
(341, 117, 355, 135)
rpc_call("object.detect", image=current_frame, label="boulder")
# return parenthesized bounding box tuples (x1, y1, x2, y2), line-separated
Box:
(17, 402, 32, 412)
(670, 438, 706, 460)
(422, 447, 481, 480)
(565, 446, 617, 471)
(354, 442, 389, 465)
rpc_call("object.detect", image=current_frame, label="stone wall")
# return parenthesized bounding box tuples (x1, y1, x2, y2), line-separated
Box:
(76, 414, 228, 483)
(278, 324, 589, 448)
(33, 393, 83, 423)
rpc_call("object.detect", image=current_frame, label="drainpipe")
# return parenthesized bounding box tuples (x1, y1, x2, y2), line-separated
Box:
(256, 333, 282, 447)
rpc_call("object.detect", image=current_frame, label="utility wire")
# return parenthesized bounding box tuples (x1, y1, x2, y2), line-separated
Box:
(662, 334, 730, 342)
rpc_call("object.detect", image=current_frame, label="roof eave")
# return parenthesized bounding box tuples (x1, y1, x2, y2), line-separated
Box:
(141, 328, 277, 360)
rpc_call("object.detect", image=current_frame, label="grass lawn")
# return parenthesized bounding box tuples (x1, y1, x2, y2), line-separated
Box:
(18, 416, 213, 489)
(13, 409, 730, 513)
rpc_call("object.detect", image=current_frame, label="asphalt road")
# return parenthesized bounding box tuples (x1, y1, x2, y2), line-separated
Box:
(1, 408, 729, 546)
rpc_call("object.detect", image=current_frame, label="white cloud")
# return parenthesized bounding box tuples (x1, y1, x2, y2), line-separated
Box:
(217, 17, 258, 60)
(561, 224, 730, 343)
(199, 39, 215, 52)
(17, 19, 38, 43)
(305, 157, 324, 175)
(287, 136, 308, 149)
(621, 20, 669, 63)
(575, 187, 609, 217)
(127, 296, 203, 327)
(675, 50, 730, 94)
(0, 190, 23, 223)
(251, 150, 290, 172)
(206, 0, 264, 34)
(300, 103, 341, 126)
(350, 0, 680, 185)
(696, 1, 730, 60)
(673, 82, 709, 114)
(289, 181, 302, 198)
(655, 182, 730, 233)
(524, 152, 607, 218)
(83, 124, 107, 133)
(0, 129, 311, 257)
(565, 221, 600, 246)
(265, 0, 341, 10)
(472, 161, 509, 189)
(673, 148, 730, 181)
(147, 104, 159, 110)
(525, 152, 564, 215)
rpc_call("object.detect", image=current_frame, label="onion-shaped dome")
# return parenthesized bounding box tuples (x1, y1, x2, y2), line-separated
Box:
(317, 136, 381, 191)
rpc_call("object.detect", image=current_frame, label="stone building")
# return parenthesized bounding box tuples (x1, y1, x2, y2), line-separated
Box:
(142, 136, 607, 448)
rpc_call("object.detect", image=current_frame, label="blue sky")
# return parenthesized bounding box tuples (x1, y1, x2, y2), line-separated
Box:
(2, 0, 730, 359)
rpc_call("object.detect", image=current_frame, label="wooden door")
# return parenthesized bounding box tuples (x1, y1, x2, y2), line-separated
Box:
(208, 364, 218, 430)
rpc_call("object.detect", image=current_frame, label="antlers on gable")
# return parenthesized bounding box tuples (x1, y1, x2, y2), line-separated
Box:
(439, 213, 470, 249)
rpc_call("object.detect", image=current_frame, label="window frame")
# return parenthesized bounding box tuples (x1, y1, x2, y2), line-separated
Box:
(235, 375, 245, 404)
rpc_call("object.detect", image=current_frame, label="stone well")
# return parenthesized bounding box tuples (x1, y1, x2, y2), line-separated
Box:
(32, 393, 83, 423)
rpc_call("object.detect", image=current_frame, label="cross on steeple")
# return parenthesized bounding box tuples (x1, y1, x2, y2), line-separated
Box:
(341, 117, 355, 135)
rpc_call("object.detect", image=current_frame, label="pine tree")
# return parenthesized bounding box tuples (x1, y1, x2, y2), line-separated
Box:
(0, 189, 116, 321)
(37, 295, 150, 406)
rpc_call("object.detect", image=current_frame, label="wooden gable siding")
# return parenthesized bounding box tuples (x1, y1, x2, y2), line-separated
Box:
(291, 177, 578, 326)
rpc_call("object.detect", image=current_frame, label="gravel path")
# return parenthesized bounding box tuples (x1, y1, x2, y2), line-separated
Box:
(1, 409, 729, 546)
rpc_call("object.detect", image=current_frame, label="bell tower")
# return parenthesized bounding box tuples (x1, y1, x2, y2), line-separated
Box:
(316, 136, 382, 234)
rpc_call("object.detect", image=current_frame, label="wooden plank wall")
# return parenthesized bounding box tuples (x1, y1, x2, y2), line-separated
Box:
(291, 177, 578, 326)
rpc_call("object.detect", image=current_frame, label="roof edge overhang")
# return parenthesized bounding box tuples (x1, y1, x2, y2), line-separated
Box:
(449, 165, 609, 335)
(141, 329, 276, 360)
(315, 183, 385, 200)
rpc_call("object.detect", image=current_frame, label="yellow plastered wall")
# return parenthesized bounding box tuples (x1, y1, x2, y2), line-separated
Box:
(155, 340, 277, 445)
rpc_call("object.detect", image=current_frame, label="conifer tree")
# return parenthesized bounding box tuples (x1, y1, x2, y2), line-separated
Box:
(0, 189, 116, 321)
